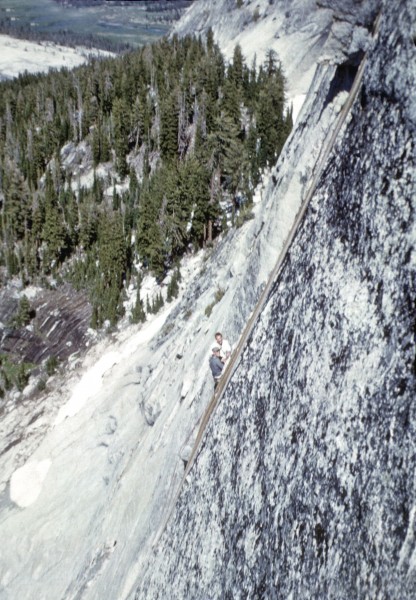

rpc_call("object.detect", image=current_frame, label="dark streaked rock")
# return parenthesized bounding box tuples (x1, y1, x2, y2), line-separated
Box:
(135, 2, 416, 598)
(0, 284, 92, 365)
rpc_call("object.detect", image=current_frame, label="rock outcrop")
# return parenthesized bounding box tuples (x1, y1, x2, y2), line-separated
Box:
(134, 1, 416, 598)
(0, 1, 414, 600)
(0, 284, 92, 366)
(173, 0, 380, 97)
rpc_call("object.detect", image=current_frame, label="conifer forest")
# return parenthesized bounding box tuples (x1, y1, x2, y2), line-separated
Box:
(0, 31, 292, 333)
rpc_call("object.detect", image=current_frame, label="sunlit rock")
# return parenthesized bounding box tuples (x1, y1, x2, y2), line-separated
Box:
(135, 2, 416, 598)
(1, 1, 414, 600)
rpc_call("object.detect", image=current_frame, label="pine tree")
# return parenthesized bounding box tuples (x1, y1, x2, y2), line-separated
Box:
(256, 54, 286, 168)
(129, 167, 139, 205)
(246, 124, 261, 187)
(15, 295, 33, 326)
(92, 120, 102, 166)
(98, 212, 126, 290)
(151, 291, 164, 314)
(284, 104, 294, 138)
(131, 281, 146, 324)
(5, 245, 19, 277)
(160, 91, 179, 162)
(221, 78, 241, 126)
(15, 362, 30, 392)
(112, 97, 130, 177)
(166, 267, 180, 302)
(42, 203, 67, 271)
(23, 231, 38, 280)
(42, 172, 68, 271)
(90, 304, 99, 329)
(182, 158, 214, 247)
(209, 113, 245, 202)
(3, 161, 30, 241)
(230, 44, 245, 89)
(112, 185, 120, 211)
(136, 181, 165, 278)
(158, 292, 164, 311)
(206, 27, 215, 53)
(79, 203, 98, 251)
(92, 171, 104, 204)
(161, 163, 192, 259)
(60, 187, 79, 246)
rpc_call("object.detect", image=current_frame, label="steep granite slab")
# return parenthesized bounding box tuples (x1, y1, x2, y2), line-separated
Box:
(135, 1, 416, 598)
(1, 1, 407, 599)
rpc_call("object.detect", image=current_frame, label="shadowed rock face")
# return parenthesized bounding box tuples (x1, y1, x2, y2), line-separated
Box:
(0, 284, 92, 365)
(135, 2, 416, 599)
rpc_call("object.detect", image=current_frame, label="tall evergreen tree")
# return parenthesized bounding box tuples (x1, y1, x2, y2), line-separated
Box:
(131, 285, 146, 323)
(256, 55, 286, 167)
(136, 181, 164, 278)
(98, 211, 126, 290)
(112, 97, 130, 176)
(230, 44, 245, 89)
(2, 161, 30, 241)
(160, 91, 179, 162)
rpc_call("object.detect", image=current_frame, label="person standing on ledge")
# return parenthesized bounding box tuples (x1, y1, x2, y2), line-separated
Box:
(215, 332, 231, 364)
(209, 346, 224, 389)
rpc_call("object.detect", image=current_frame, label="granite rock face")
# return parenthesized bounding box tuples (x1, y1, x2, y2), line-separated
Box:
(0, 1, 414, 599)
(135, 2, 416, 598)
(172, 0, 380, 97)
(0, 284, 92, 365)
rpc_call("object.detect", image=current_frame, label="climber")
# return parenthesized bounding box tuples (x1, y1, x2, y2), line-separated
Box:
(215, 331, 231, 363)
(209, 346, 224, 389)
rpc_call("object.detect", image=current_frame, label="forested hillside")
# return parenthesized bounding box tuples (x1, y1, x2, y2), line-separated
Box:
(0, 31, 291, 369)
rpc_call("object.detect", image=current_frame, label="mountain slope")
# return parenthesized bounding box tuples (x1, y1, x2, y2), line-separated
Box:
(0, 35, 112, 81)
(1, 1, 413, 599)
(173, 0, 379, 99)
(135, 1, 416, 597)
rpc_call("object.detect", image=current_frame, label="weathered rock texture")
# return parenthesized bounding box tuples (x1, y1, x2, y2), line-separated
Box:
(0, 2, 414, 599)
(173, 0, 380, 97)
(0, 284, 92, 365)
(135, 2, 416, 598)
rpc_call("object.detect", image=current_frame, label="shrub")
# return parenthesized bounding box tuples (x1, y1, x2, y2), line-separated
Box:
(235, 207, 255, 228)
(214, 287, 225, 302)
(13, 295, 35, 327)
(205, 301, 215, 317)
(0, 356, 33, 391)
(46, 356, 59, 376)
(37, 379, 47, 392)
(205, 287, 225, 317)
(16, 363, 30, 391)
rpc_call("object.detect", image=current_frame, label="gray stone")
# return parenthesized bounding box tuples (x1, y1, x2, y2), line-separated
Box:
(134, 1, 416, 598)
(1, 2, 413, 600)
